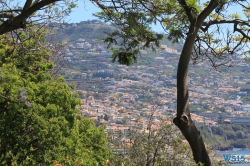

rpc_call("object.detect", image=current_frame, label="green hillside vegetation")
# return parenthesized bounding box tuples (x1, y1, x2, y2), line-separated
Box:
(55, 20, 114, 43)
(56, 21, 182, 51)
(201, 124, 250, 150)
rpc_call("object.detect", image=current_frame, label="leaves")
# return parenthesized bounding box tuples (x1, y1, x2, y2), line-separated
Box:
(0, 29, 111, 165)
(95, 9, 164, 66)
(108, 118, 195, 166)
(228, 13, 241, 19)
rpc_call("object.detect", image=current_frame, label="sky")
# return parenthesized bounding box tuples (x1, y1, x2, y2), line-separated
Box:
(66, 1, 98, 23)
(66, 0, 165, 33)
(66, 0, 245, 33)
(15, 0, 244, 33)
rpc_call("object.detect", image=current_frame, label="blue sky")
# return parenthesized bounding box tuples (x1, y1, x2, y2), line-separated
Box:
(66, 1, 99, 23)
(66, 1, 166, 33)
(17, 0, 244, 33)
(66, 0, 244, 33)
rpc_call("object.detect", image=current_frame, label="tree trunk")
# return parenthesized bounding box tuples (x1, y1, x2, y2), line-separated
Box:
(173, 30, 211, 165)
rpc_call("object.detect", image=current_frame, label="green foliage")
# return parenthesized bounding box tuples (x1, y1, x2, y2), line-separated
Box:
(108, 118, 195, 166)
(245, 57, 250, 61)
(0, 29, 110, 165)
(110, 48, 138, 66)
(95, 0, 250, 66)
(95, 10, 163, 66)
(94, 0, 209, 65)
(201, 124, 250, 150)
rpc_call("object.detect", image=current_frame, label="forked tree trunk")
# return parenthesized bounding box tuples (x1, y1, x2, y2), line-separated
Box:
(172, 1, 220, 164)
(173, 29, 211, 166)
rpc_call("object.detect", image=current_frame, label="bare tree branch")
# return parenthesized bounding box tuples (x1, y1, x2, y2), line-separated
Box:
(0, 0, 60, 35)
(22, 0, 33, 12)
(234, 22, 250, 40)
(0, 12, 14, 19)
(201, 19, 249, 32)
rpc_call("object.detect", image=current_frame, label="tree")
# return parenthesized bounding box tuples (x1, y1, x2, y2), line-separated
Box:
(0, 28, 111, 165)
(92, 0, 250, 165)
(0, 0, 76, 35)
(107, 113, 196, 165)
(107, 97, 197, 165)
(0, 0, 77, 78)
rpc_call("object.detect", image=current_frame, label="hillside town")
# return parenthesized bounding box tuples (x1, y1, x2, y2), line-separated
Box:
(61, 20, 250, 150)
(2, 1, 250, 165)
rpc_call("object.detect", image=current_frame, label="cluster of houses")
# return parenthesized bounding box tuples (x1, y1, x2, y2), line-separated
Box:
(63, 25, 250, 148)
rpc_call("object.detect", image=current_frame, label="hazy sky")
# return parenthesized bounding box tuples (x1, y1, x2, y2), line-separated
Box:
(66, 0, 167, 33)
(66, 1, 99, 23)
(66, 0, 245, 33)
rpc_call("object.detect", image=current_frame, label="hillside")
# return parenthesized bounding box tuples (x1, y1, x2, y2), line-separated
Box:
(54, 20, 250, 150)
(56, 20, 113, 42)
(56, 20, 182, 50)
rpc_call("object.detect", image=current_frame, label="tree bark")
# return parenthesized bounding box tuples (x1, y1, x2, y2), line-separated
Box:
(173, 28, 211, 165)
(0, 0, 60, 35)
(172, 1, 220, 165)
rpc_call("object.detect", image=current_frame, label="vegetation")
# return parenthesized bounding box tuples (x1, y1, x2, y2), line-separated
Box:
(0, 0, 76, 35)
(107, 117, 196, 166)
(1, 0, 250, 165)
(93, 0, 250, 165)
(0, 27, 110, 165)
(0, 2, 113, 165)
(201, 124, 250, 150)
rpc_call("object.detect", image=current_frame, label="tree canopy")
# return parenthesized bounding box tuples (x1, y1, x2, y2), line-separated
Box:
(92, 0, 250, 165)
(94, 0, 250, 66)
(109, 118, 196, 166)
(0, 27, 110, 165)
(0, 1, 114, 165)
(1, 0, 249, 165)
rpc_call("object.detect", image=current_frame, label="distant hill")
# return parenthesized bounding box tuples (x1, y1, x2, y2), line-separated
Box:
(50, 20, 250, 151)
(54, 19, 182, 50)
(53, 20, 113, 43)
